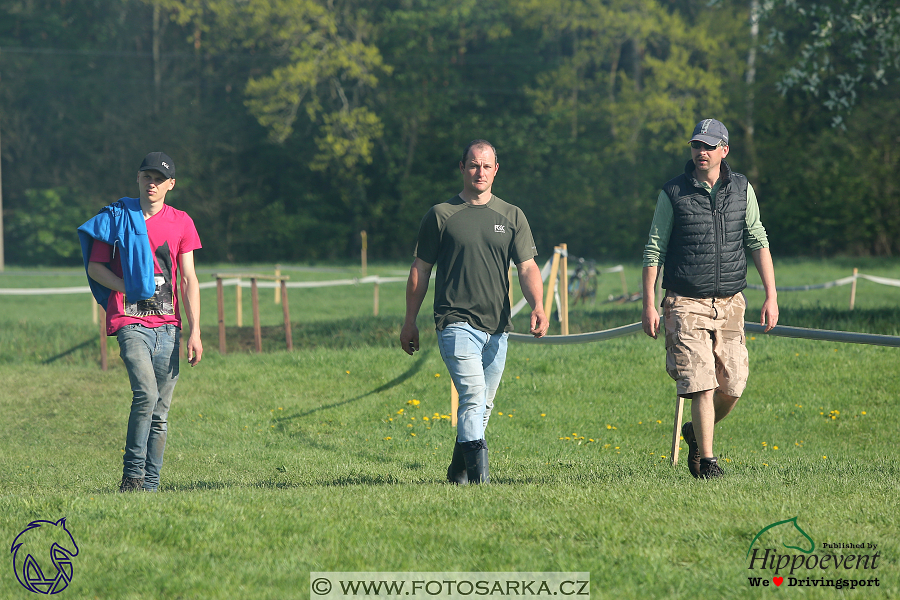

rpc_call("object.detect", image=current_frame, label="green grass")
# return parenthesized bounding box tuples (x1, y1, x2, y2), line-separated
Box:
(1, 259, 898, 599)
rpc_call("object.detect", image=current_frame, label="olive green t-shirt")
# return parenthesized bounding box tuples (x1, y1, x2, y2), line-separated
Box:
(414, 194, 538, 334)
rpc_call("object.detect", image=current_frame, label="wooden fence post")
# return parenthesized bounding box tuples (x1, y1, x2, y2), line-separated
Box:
(251, 277, 262, 353)
(849, 268, 858, 310)
(560, 243, 569, 335)
(216, 277, 226, 355)
(281, 278, 292, 351)
(543, 246, 561, 321)
(671, 395, 685, 466)
(236, 278, 243, 328)
(361, 230, 368, 277)
(275, 264, 281, 305)
(98, 306, 108, 371)
(451, 380, 459, 427)
(373, 280, 380, 316)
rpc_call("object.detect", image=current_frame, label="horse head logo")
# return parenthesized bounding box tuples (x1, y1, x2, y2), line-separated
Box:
(10, 518, 79, 594)
(747, 516, 815, 558)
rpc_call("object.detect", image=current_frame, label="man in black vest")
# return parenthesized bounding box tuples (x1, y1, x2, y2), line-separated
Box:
(641, 119, 778, 478)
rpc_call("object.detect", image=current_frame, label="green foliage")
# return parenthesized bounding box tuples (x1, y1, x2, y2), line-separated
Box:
(5, 188, 86, 265)
(758, 0, 900, 128)
(1, 0, 898, 264)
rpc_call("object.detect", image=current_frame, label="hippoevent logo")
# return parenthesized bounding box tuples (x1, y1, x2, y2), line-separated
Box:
(746, 517, 880, 591)
(10, 518, 79, 594)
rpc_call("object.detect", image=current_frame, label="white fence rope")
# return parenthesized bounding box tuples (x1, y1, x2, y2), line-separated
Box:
(745, 273, 900, 291)
(0, 275, 408, 295)
(509, 321, 900, 348)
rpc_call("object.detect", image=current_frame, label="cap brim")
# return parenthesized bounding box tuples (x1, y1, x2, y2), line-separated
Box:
(690, 134, 725, 146)
(139, 166, 173, 178)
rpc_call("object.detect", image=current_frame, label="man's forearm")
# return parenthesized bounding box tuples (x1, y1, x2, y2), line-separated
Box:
(404, 261, 431, 325)
(517, 261, 544, 309)
(181, 275, 201, 334)
(751, 248, 777, 299)
(87, 262, 126, 293)
(642, 266, 659, 309)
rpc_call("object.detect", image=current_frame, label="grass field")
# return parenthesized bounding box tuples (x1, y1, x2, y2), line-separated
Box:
(1, 258, 898, 599)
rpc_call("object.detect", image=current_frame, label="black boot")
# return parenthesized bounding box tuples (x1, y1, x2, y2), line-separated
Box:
(447, 441, 468, 485)
(461, 440, 489, 484)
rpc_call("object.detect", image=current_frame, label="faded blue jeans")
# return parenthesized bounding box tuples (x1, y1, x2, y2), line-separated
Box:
(437, 322, 508, 443)
(117, 324, 180, 491)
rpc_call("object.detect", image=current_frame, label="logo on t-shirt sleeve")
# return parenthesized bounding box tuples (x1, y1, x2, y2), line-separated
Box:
(125, 241, 175, 317)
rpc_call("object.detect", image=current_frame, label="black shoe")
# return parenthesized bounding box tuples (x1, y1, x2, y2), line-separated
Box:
(462, 443, 489, 484)
(119, 475, 144, 492)
(698, 456, 724, 479)
(447, 441, 468, 485)
(682, 421, 701, 478)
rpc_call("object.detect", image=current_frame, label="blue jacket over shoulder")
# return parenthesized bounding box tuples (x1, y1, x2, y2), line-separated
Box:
(78, 197, 156, 307)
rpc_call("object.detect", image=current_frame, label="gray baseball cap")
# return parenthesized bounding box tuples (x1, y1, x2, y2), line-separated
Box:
(689, 119, 729, 146)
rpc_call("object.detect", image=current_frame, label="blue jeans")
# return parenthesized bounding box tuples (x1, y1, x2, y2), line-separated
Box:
(437, 322, 508, 443)
(117, 324, 180, 491)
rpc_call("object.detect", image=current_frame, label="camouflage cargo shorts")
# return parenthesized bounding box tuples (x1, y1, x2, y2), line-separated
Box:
(663, 292, 749, 397)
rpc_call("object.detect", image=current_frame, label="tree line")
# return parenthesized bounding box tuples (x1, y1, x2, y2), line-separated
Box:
(1, 0, 898, 266)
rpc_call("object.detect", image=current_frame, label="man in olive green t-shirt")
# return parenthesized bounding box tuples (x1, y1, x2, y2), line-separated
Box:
(401, 139, 548, 484)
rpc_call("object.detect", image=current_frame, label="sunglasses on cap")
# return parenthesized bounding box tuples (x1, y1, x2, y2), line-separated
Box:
(690, 141, 723, 150)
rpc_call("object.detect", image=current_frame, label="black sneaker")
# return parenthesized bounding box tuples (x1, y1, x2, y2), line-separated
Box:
(119, 475, 144, 492)
(698, 457, 724, 479)
(681, 421, 701, 478)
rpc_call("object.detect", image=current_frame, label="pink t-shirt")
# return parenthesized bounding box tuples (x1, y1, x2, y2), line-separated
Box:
(89, 203, 202, 335)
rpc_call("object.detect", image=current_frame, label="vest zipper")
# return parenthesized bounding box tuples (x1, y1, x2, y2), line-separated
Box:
(712, 193, 721, 296)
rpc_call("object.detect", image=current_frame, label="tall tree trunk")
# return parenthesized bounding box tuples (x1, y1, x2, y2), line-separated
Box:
(745, 0, 760, 183)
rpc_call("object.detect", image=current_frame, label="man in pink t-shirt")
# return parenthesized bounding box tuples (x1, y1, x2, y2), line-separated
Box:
(86, 152, 203, 492)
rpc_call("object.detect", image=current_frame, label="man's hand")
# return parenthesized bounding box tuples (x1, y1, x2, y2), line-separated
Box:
(530, 307, 548, 338)
(400, 322, 419, 355)
(760, 297, 779, 333)
(642, 305, 661, 339)
(641, 266, 660, 338)
(187, 332, 203, 366)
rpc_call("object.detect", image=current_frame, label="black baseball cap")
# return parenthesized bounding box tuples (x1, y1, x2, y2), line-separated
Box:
(139, 152, 176, 179)
(689, 119, 729, 147)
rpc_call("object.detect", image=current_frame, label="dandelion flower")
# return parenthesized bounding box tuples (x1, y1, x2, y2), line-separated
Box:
(397, 408, 404, 414)
(861, 411, 867, 415)
(498, 412, 504, 416)
(384, 437, 392, 440)
(434, 373, 441, 377)
(540, 413, 546, 417)
(773, 446, 779, 450)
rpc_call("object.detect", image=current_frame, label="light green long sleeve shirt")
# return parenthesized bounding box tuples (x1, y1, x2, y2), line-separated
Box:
(642, 181, 769, 267)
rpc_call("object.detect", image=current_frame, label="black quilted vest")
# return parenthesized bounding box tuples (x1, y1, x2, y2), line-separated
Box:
(661, 160, 748, 298)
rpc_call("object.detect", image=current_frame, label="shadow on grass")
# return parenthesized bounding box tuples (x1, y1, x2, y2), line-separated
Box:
(41, 338, 96, 364)
(275, 348, 434, 422)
